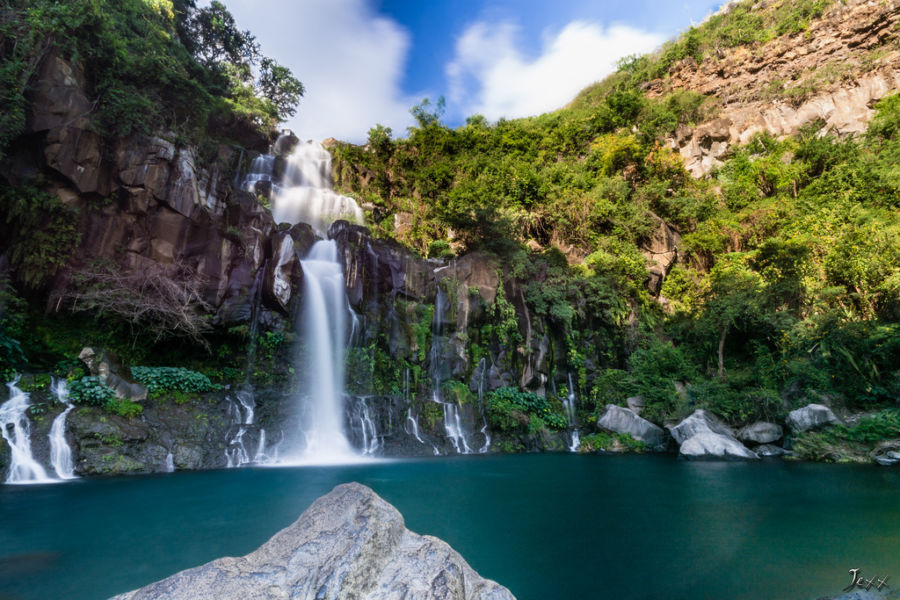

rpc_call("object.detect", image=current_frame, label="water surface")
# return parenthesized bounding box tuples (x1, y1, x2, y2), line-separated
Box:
(1, 454, 897, 600)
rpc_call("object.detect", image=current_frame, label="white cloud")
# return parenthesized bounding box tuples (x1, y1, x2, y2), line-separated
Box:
(446, 20, 664, 121)
(224, 0, 420, 143)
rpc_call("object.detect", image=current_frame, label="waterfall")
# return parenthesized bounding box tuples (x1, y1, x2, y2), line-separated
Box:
(350, 397, 382, 456)
(272, 141, 363, 233)
(242, 138, 367, 464)
(285, 239, 357, 463)
(564, 373, 580, 452)
(0, 378, 52, 484)
(48, 379, 77, 479)
(165, 452, 174, 472)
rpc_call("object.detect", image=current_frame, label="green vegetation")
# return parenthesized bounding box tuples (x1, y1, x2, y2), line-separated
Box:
(130, 366, 219, 397)
(0, 0, 303, 156)
(69, 376, 116, 406)
(792, 409, 900, 462)
(580, 432, 648, 453)
(330, 0, 899, 440)
(486, 387, 567, 434)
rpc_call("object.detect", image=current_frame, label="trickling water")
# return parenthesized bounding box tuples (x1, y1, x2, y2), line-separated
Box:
(164, 452, 174, 473)
(225, 389, 257, 468)
(48, 379, 76, 480)
(271, 141, 363, 233)
(254, 429, 267, 463)
(564, 373, 580, 452)
(442, 402, 473, 454)
(476, 357, 491, 454)
(350, 397, 382, 456)
(1, 378, 52, 484)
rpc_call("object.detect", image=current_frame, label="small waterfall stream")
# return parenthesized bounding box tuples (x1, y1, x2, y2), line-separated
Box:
(1, 378, 52, 484)
(564, 373, 580, 452)
(48, 379, 77, 479)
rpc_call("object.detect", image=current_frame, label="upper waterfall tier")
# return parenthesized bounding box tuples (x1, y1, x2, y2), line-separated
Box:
(243, 140, 364, 234)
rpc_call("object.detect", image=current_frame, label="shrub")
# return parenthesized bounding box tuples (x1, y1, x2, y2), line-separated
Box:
(580, 432, 647, 453)
(106, 397, 143, 418)
(486, 386, 567, 433)
(130, 366, 218, 395)
(69, 376, 116, 406)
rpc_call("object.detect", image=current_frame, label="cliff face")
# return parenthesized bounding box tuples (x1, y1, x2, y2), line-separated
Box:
(6, 52, 277, 325)
(660, 0, 900, 175)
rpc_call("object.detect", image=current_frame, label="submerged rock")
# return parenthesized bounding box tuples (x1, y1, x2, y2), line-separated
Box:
(679, 432, 759, 461)
(110, 482, 515, 600)
(755, 444, 787, 458)
(597, 404, 667, 449)
(667, 410, 733, 445)
(787, 404, 840, 433)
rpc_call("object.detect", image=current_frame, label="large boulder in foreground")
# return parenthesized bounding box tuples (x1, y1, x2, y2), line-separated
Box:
(679, 432, 759, 461)
(110, 483, 515, 600)
(787, 404, 840, 433)
(597, 404, 667, 449)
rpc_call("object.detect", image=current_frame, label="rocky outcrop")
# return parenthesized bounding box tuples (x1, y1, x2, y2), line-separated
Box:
(736, 421, 783, 445)
(667, 409, 734, 445)
(659, 0, 900, 176)
(787, 403, 840, 432)
(110, 483, 515, 600)
(870, 441, 900, 466)
(597, 404, 667, 449)
(679, 432, 759, 460)
(79, 347, 147, 402)
(14, 52, 277, 326)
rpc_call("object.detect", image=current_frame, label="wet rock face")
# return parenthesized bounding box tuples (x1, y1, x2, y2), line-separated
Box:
(110, 483, 516, 600)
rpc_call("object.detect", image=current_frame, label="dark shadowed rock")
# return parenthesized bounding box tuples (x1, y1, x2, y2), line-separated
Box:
(110, 483, 515, 600)
(787, 404, 840, 432)
(755, 444, 787, 458)
(597, 404, 667, 449)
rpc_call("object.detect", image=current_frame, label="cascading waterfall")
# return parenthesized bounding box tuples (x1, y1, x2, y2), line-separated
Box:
(0, 378, 52, 484)
(475, 358, 491, 454)
(564, 373, 580, 452)
(272, 141, 363, 234)
(350, 397, 383, 456)
(242, 138, 370, 463)
(48, 379, 77, 479)
(286, 239, 357, 463)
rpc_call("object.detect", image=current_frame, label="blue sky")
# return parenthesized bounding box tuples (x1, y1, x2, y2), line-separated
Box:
(223, 0, 722, 142)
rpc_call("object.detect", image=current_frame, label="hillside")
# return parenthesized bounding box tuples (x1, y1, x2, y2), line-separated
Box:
(329, 0, 900, 459)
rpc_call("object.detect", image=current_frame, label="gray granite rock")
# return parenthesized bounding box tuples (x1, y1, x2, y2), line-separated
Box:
(597, 404, 667, 449)
(109, 482, 515, 600)
(737, 421, 783, 444)
(755, 444, 787, 457)
(787, 403, 840, 432)
(679, 432, 759, 461)
(667, 410, 734, 445)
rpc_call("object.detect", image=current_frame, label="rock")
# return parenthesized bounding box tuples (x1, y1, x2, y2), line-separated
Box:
(786, 403, 840, 432)
(679, 432, 759, 461)
(597, 405, 667, 449)
(667, 409, 734, 445)
(110, 483, 515, 600)
(78, 347, 148, 402)
(625, 396, 645, 415)
(755, 444, 787, 458)
(871, 441, 900, 466)
(737, 421, 783, 445)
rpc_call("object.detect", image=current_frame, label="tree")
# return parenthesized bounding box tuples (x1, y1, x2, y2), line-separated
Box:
(258, 57, 304, 121)
(184, 1, 259, 68)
